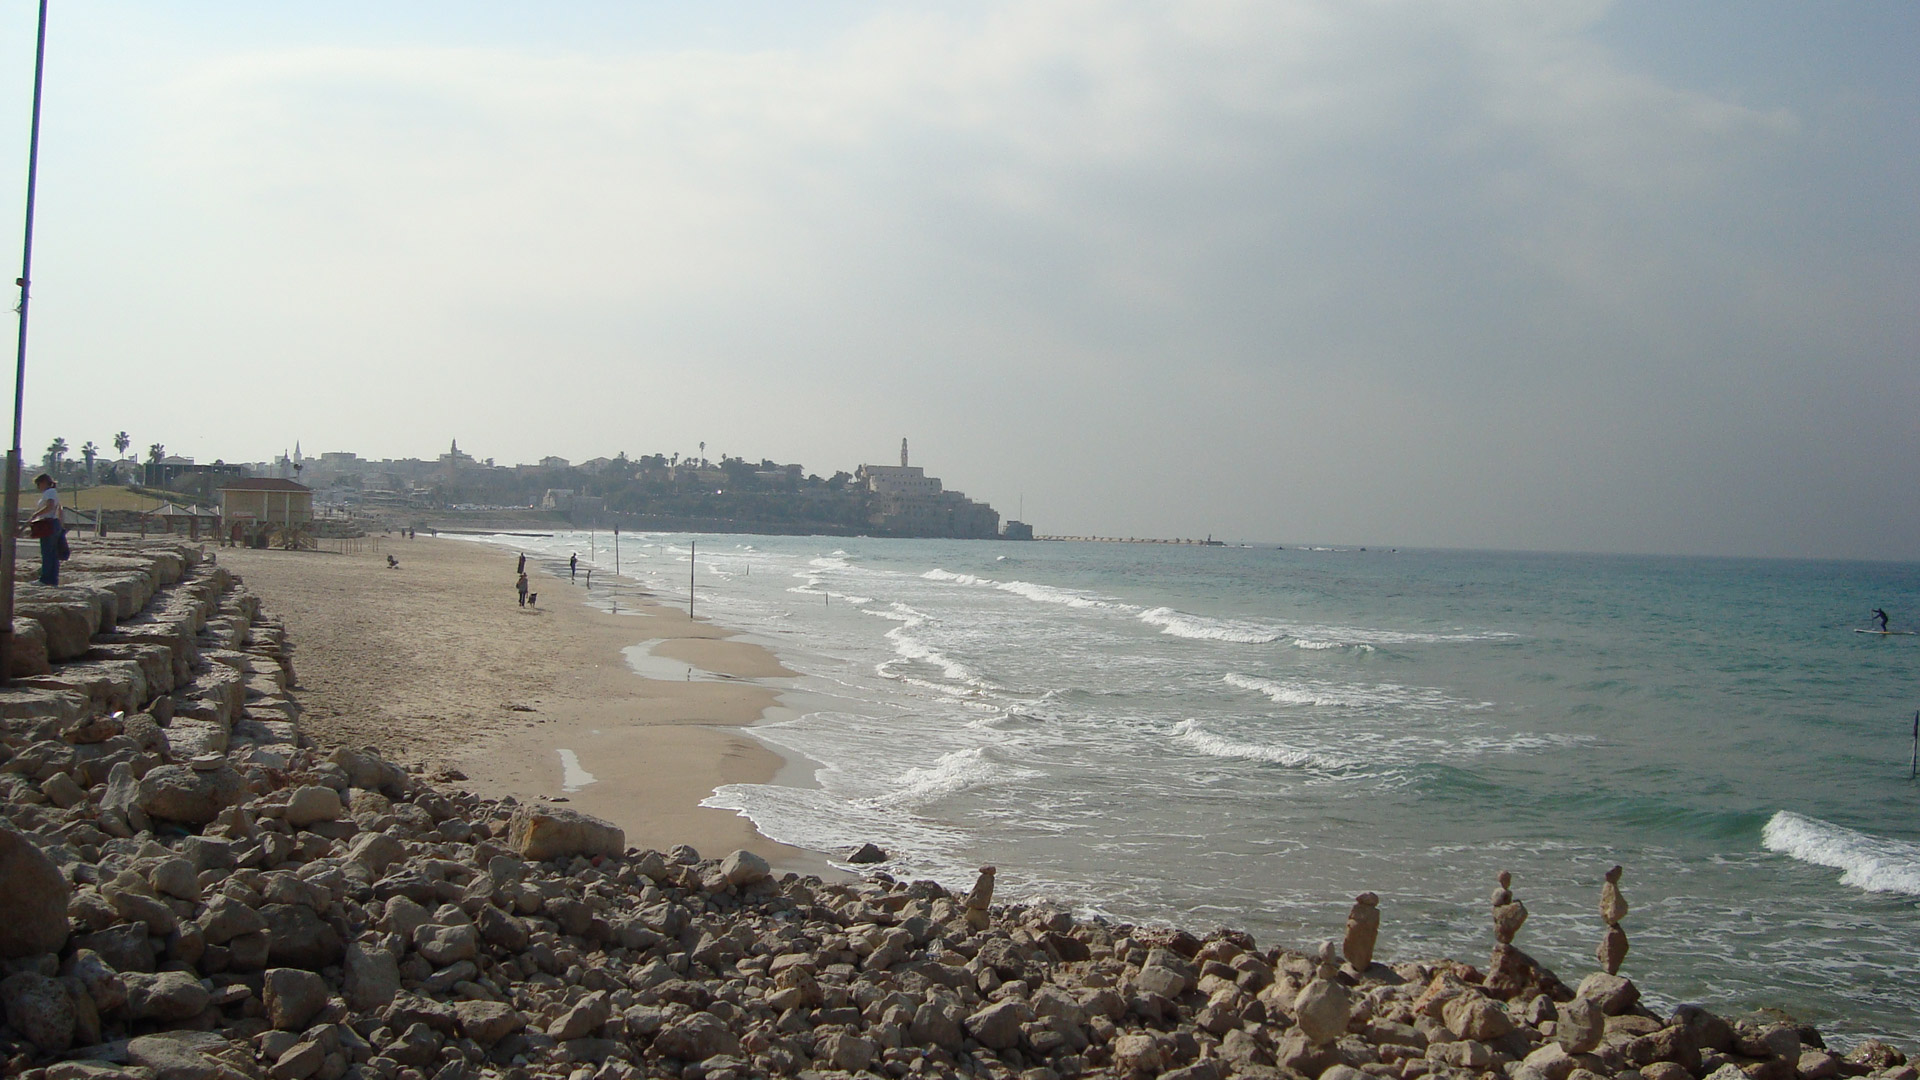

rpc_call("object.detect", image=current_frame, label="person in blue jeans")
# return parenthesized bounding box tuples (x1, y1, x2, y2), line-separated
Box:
(28, 473, 62, 585)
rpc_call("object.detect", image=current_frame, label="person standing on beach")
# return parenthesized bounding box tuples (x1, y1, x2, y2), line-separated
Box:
(517, 571, 529, 607)
(26, 473, 62, 585)
(516, 552, 526, 575)
(570, 553, 578, 581)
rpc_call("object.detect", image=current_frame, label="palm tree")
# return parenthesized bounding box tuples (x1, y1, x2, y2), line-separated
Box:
(113, 431, 130, 457)
(44, 437, 67, 475)
(80, 441, 98, 482)
(147, 442, 165, 464)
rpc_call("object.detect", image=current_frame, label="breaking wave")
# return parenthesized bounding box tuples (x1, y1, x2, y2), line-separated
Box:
(1762, 811, 1920, 896)
(1169, 719, 1354, 772)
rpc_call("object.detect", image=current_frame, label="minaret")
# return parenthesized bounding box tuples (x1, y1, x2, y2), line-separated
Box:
(901, 438, 909, 468)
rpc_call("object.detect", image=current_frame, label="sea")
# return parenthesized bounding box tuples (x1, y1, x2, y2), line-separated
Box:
(477, 531, 1920, 1041)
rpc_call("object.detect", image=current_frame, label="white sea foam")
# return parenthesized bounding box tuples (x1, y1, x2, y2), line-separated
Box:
(867, 747, 1041, 809)
(1291, 638, 1376, 652)
(924, 568, 1133, 611)
(1142, 606, 1516, 647)
(1140, 607, 1284, 643)
(1762, 811, 1920, 896)
(1224, 673, 1456, 711)
(865, 604, 994, 690)
(1170, 719, 1353, 771)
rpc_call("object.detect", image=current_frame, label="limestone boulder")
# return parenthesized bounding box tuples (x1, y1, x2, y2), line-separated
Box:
(965, 999, 1034, 1050)
(343, 942, 400, 1012)
(0, 971, 76, 1054)
(1294, 978, 1351, 1046)
(61, 949, 128, 1015)
(1557, 995, 1604, 1054)
(8, 617, 51, 677)
(344, 831, 404, 878)
(14, 594, 99, 660)
(124, 970, 210, 1022)
(264, 968, 329, 1031)
(652, 1011, 738, 1061)
(126, 1030, 236, 1080)
(1575, 971, 1640, 1015)
(259, 904, 345, 971)
(455, 1000, 524, 1046)
(138, 762, 247, 825)
(198, 894, 268, 944)
(546, 991, 610, 1040)
(0, 823, 71, 957)
(911, 1001, 964, 1050)
(283, 785, 342, 828)
(329, 746, 408, 796)
(1442, 993, 1514, 1042)
(505, 804, 624, 861)
(71, 923, 156, 974)
(719, 849, 770, 887)
(819, 1031, 877, 1072)
(413, 923, 478, 967)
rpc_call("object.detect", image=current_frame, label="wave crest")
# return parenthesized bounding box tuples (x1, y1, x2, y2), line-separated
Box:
(1170, 719, 1354, 771)
(1140, 607, 1284, 643)
(1762, 811, 1920, 895)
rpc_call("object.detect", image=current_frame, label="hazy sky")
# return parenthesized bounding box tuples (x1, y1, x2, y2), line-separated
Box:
(0, 2, 1914, 559)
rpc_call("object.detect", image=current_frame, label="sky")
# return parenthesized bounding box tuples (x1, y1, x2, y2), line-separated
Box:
(0, 1, 1914, 560)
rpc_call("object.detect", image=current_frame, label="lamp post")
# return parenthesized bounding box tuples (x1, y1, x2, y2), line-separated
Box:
(0, 0, 51, 685)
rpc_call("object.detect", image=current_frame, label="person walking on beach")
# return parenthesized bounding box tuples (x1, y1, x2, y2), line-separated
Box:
(517, 571, 529, 607)
(26, 473, 62, 585)
(516, 552, 526, 575)
(1872, 608, 1890, 631)
(569, 553, 578, 581)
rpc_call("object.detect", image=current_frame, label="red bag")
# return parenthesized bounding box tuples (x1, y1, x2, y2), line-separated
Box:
(28, 518, 54, 538)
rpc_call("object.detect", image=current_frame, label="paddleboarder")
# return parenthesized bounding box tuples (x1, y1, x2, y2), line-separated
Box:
(1872, 608, 1890, 632)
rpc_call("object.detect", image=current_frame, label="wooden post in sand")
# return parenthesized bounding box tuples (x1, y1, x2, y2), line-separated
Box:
(689, 540, 696, 618)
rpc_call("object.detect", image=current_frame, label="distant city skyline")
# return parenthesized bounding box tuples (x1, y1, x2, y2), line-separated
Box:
(3, 3, 1915, 560)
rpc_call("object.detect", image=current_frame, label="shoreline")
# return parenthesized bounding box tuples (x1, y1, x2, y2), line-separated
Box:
(215, 535, 842, 879)
(3, 534, 1911, 1064)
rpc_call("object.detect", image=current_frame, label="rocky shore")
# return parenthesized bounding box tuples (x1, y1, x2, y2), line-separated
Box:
(1, 541, 1914, 1080)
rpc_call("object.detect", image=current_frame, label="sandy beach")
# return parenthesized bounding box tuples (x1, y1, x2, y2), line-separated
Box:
(215, 533, 831, 874)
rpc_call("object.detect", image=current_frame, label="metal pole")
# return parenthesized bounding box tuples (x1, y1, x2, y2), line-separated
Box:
(0, 0, 51, 685)
(688, 540, 695, 618)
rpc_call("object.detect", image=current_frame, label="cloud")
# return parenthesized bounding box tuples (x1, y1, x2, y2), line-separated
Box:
(13, 1, 1917, 556)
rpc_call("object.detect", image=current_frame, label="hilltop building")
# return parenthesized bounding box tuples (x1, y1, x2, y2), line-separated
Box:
(855, 439, 1000, 539)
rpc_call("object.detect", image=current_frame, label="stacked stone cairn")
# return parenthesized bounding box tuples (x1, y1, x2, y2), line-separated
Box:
(1596, 870, 1629, 978)
(1340, 897, 1379, 977)
(1, 540, 1915, 1080)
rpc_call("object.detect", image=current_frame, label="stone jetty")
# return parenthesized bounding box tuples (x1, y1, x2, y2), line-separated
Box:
(2, 541, 1915, 1080)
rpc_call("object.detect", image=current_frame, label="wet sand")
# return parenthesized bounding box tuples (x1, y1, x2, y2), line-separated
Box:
(216, 535, 831, 874)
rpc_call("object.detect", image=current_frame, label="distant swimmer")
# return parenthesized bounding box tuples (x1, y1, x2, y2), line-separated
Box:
(1872, 608, 1890, 631)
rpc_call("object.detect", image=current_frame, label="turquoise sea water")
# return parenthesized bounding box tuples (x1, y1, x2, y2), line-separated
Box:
(486, 533, 1920, 1040)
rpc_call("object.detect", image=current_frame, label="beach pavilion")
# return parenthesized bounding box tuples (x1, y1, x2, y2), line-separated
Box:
(218, 478, 314, 547)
